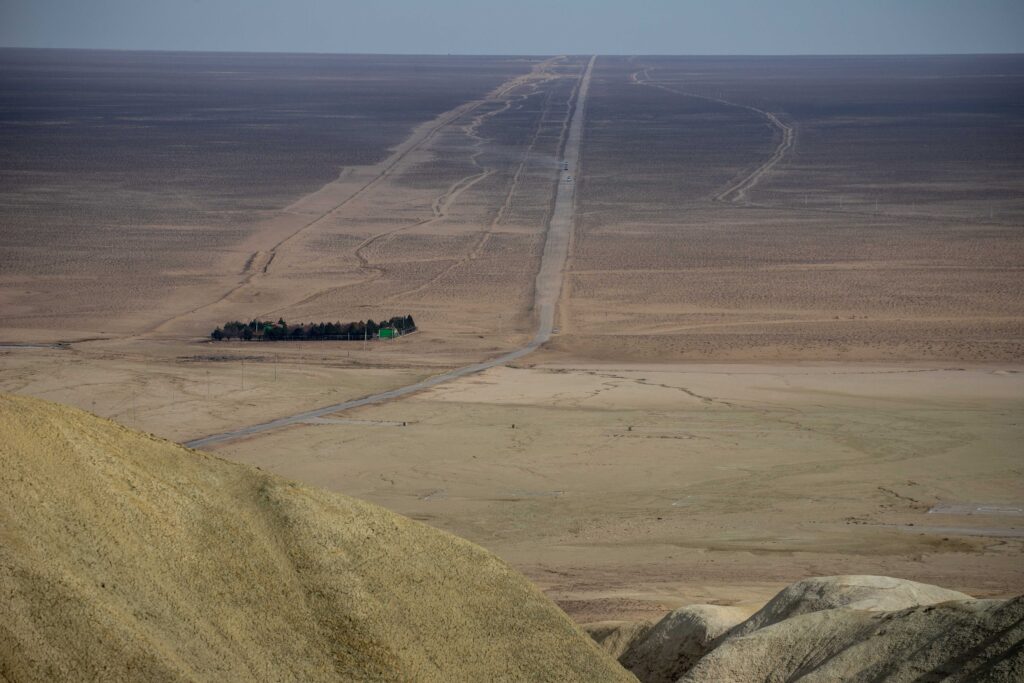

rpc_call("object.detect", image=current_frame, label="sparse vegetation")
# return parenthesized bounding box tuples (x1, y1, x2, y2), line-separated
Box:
(210, 315, 416, 341)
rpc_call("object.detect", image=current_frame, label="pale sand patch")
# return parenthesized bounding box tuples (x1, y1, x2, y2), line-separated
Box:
(211, 362, 1024, 621)
(0, 338, 433, 442)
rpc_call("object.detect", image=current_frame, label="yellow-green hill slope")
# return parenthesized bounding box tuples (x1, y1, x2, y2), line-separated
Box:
(0, 394, 634, 682)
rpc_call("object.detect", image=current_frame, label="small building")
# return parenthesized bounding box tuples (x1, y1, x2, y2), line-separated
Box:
(379, 327, 395, 339)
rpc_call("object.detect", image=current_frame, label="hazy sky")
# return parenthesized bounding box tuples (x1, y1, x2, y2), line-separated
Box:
(2, 0, 1022, 55)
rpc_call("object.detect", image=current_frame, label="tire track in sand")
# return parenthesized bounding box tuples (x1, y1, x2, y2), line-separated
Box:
(383, 67, 572, 303)
(141, 58, 562, 336)
(631, 66, 795, 204)
(262, 65, 563, 315)
(184, 56, 596, 449)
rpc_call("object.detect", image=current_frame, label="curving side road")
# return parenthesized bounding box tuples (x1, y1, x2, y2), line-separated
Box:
(631, 67, 794, 204)
(712, 108, 793, 204)
(185, 56, 596, 450)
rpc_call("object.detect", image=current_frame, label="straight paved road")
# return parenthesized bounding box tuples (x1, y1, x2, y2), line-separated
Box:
(186, 56, 596, 450)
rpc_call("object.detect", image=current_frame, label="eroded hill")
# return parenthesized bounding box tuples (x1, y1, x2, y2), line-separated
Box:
(0, 394, 634, 682)
(589, 575, 1023, 683)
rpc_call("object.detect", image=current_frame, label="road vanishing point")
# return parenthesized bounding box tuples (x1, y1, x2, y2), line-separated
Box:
(185, 56, 596, 450)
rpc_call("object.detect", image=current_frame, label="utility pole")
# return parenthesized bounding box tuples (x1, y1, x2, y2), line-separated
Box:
(241, 359, 245, 390)
(206, 369, 210, 401)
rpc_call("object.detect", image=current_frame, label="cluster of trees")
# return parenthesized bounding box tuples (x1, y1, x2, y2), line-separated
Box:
(211, 315, 416, 341)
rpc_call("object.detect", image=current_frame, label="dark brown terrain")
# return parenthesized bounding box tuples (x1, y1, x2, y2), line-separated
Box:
(563, 55, 1024, 361)
(0, 49, 550, 336)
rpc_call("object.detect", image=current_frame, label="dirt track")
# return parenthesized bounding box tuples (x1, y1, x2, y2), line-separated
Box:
(632, 66, 795, 204)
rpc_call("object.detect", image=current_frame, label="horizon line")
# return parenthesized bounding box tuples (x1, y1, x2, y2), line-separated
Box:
(2, 45, 1022, 59)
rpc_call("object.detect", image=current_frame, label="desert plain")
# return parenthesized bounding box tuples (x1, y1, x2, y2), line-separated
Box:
(1, 49, 1022, 623)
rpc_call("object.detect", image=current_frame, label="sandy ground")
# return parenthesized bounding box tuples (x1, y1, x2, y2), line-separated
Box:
(563, 56, 1024, 363)
(210, 362, 1024, 622)
(3, 54, 1022, 626)
(1, 55, 582, 353)
(0, 339, 432, 442)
